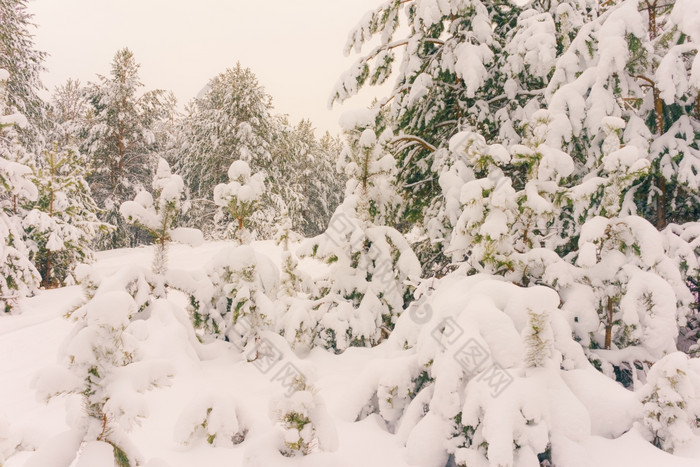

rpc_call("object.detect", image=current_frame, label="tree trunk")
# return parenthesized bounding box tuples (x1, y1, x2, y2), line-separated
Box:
(43, 176, 56, 288)
(41, 252, 52, 289)
(604, 297, 614, 350)
(647, 2, 668, 230)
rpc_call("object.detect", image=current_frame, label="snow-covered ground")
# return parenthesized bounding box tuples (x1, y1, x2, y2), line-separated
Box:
(1, 241, 699, 466)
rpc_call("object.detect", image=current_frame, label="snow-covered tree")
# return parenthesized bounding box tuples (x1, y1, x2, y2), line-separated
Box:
(549, 215, 694, 386)
(274, 214, 310, 298)
(636, 352, 700, 453)
(35, 288, 171, 466)
(23, 142, 104, 288)
(213, 160, 265, 244)
(321, 3, 700, 460)
(172, 245, 279, 351)
(175, 63, 274, 232)
(333, 0, 700, 275)
(267, 119, 345, 237)
(540, 0, 700, 230)
(351, 273, 641, 467)
(664, 222, 700, 354)
(332, 0, 593, 266)
(273, 214, 318, 351)
(439, 114, 570, 284)
(314, 131, 346, 234)
(297, 125, 421, 352)
(173, 393, 248, 447)
(270, 374, 337, 456)
(0, 0, 47, 147)
(31, 263, 205, 466)
(0, 68, 39, 312)
(84, 48, 176, 249)
(49, 78, 91, 147)
(120, 158, 186, 293)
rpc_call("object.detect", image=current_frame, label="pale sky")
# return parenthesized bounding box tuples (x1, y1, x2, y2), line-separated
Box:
(27, 0, 384, 135)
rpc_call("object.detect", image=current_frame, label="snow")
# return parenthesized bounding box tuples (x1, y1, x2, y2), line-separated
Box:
(407, 73, 432, 106)
(0, 113, 29, 129)
(22, 429, 84, 467)
(454, 42, 493, 98)
(74, 441, 115, 467)
(338, 108, 379, 131)
(5, 0, 700, 463)
(214, 161, 265, 207)
(0, 240, 699, 466)
(228, 160, 252, 180)
(170, 227, 204, 247)
(359, 128, 376, 148)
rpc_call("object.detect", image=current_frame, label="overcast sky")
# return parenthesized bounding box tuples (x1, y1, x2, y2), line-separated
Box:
(27, 0, 383, 135)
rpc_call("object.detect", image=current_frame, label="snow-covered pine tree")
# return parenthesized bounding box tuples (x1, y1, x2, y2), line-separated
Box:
(173, 393, 248, 447)
(543, 0, 700, 229)
(166, 166, 276, 351)
(0, 68, 39, 312)
(270, 373, 337, 456)
(274, 213, 310, 298)
(0, 0, 47, 148)
(314, 131, 346, 235)
(173, 244, 279, 351)
(266, 119, 345, 237)
(546, 11, 697, 384)
(175, 63, 275, 234)
(23, 142, 104, 288)
(297, 123, 421, 352)
(33, 264, 188, 466)
(84, 48, 176, 249)
(120, 158, 186, 296)
(213, 160, 265, 244)
(49, 78, 91, 148)
(441, 109, 575, 285)
(273, 213, 319, 351)
(623, 0, 699, 228)
(664, 222, 700, 354)
(557, 214, 693, 386)
(272, 378, 318, 456)
(351, 274, 640, 467)
(65, 291, 145, 465)
(332, 0, 596, 268)
(636, 352, 700, 453)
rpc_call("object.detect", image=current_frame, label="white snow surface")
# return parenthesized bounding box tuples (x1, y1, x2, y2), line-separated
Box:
(1, 240, 699, 466)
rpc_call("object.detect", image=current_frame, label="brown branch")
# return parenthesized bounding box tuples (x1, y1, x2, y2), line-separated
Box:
(357, 37, 445, 72)
(97, 413, 108, 441)
(634, 75, 655, 86)
(389, 135, 436, 152)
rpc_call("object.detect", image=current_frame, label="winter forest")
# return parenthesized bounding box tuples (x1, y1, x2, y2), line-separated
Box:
(1, 0, 700, 466)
